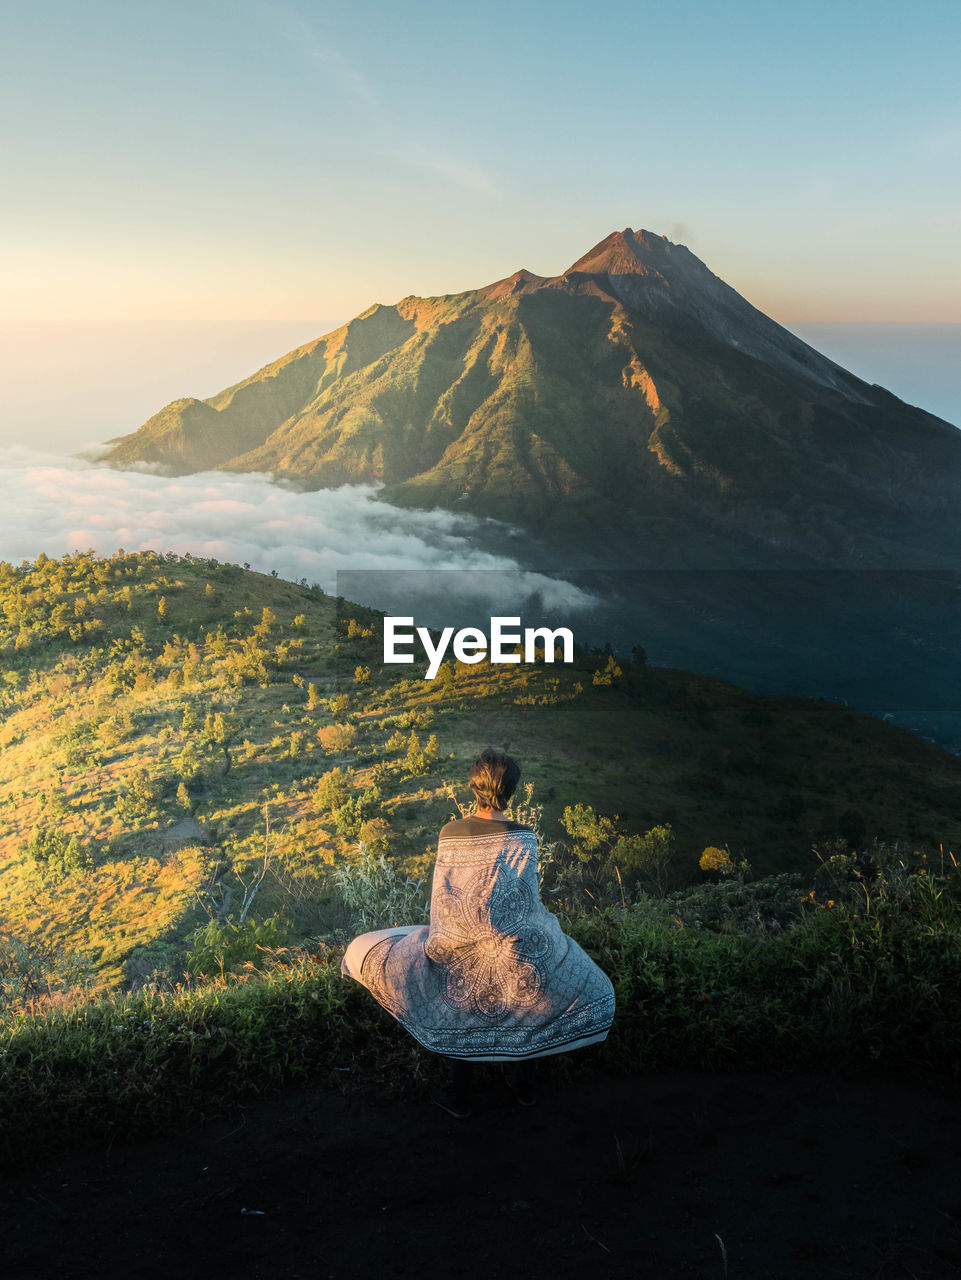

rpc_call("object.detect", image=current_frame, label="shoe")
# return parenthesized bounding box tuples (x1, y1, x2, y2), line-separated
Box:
(501, 1063, 537, 1107)
(431, 1083, 472, 1119)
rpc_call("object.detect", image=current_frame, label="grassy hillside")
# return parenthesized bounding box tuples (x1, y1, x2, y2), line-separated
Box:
(1, 551, 960, 997)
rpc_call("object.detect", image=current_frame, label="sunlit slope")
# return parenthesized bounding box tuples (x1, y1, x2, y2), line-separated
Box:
(105, 228, 961, 568)
(2, 551, 960, 988)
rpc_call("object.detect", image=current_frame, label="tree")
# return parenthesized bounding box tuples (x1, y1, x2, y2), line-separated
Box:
(617, 825, 676, 898)
(559, 806, 676, 899)
(312, 767, 354, 813)
(405, 731, 429, 775)
(700, 845, 751, 880)
(202, 710, 240, 775)
(24, 827, 94, 881)
(592, 655, 622, 686)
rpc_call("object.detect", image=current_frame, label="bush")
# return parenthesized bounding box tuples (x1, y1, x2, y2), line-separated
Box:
(557, 806, 677, 901)
(312, 767, 355, 814)
(330, 845, 428, 933)
(184, 915, 288, 980)
(699, 845, 751, 879)
(572, 852, 961, 1075)
(317, 723, 357, 753)
(23, 827, 94, 881)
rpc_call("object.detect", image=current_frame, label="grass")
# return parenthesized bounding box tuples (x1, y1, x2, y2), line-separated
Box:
(2, 550, 961, 994)
(1, 846, 959, 1164)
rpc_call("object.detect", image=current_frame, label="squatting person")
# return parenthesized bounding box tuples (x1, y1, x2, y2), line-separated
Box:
(341, 747, 616, 1117)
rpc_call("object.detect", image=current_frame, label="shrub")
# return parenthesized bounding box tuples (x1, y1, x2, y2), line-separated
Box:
(23, 828, 94, 881)
(317, 723, 357, 753)
(184, 915, 288, 980)
(592, 655, 622, 686)
(332, 787, 381, 837)
(699, 846, 751, 879)
(557, 806, 677, 900)
(357, 818, 393, 857)
(331, 845, 428, 933)
(312, 767, 354, 814)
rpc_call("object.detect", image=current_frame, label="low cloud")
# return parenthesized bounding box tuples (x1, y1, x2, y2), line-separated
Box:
(0, 451, 595, 616)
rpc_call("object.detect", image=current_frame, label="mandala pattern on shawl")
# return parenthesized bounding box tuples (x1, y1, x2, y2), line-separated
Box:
(434, 865, 554, 1023)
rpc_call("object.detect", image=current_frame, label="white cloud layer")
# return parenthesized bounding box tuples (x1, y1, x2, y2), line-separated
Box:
(0, 450, 594, 615)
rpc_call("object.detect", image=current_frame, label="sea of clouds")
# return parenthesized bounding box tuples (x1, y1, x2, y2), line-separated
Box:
(0, 449, 595, 618)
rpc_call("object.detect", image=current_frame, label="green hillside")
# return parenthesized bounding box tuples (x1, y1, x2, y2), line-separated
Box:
(1, 551, 960, 998)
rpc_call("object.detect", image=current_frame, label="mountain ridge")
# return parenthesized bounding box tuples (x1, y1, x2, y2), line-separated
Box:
(104, 227, 961, 570)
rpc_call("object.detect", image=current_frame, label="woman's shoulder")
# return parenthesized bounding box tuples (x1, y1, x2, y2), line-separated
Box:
(438, 817, 535, 840)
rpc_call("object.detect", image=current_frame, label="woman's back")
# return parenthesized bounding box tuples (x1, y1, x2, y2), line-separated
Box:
(426, 816, 562, 1020)
(344, 813, 614, 1061)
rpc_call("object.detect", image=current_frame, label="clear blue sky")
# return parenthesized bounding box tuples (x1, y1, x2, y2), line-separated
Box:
(2, 0, 959, 446)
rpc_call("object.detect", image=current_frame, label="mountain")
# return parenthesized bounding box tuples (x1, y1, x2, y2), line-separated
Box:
(105, 227, 961, 570)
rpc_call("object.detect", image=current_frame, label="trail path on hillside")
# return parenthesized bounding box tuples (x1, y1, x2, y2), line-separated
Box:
(3, 1068, 960, 1279)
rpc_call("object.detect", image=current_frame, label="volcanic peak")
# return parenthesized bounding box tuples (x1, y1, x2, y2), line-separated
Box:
(566, 226, 671, 278)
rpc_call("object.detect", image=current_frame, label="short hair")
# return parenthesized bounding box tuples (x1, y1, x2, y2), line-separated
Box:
(468, 748, 520, 811)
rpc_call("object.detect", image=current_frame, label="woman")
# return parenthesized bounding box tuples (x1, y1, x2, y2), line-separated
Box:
(341, 748, 616, 1117)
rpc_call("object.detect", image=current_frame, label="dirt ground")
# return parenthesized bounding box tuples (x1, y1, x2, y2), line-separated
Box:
(3, 1065, 961, 1279)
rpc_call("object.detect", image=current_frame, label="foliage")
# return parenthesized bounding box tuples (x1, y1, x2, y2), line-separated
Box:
(558, 805, 677, 901)
(592, 655, 623, 686)
(3, 547, 961, 999)
(1, 933, 91, 1015)
(311, 766, 355, 814)
(331, 788, 382, 838)
(23, 827, 94, 881)
(330, 844, 428, 934)
(578, 847, 961, 1078)
(184, 915, 287, 980)
(317, 723, 357, 753)
(2, 852, 960, 1165)
(699, 845, 751, 879)
(0, 949, 390, 1163)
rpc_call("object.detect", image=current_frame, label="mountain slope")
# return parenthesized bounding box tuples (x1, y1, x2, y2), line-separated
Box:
(105, 228, 961, 569)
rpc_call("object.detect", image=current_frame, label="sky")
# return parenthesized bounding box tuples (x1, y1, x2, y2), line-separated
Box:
(2, 0, 960, 452)
(1, 1, 961, 450)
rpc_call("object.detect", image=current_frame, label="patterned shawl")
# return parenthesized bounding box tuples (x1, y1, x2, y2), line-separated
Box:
(347, 817, 615, 1060)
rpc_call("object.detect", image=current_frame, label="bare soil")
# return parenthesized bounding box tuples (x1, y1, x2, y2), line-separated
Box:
(3, 1066, 961, 1279)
